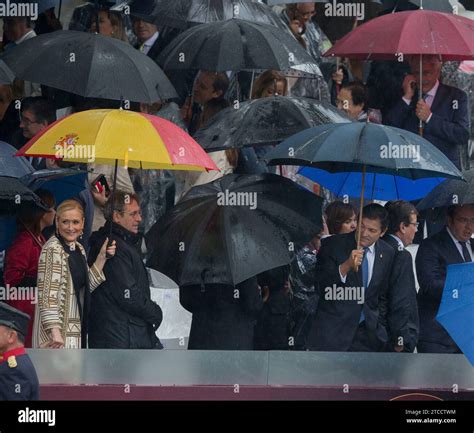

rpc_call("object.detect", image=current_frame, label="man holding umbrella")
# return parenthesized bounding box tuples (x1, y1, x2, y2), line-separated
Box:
(384, 55, 470, 170)
(307, 204, 395, 352)
(416, 204, 474, 353)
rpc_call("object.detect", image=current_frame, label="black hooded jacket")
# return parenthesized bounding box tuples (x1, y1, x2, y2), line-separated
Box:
(88, 221, 163, 349)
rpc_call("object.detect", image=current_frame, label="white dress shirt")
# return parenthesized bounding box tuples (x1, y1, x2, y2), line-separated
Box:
(140, 31, 159, 55)
(446, 226, 473, 262)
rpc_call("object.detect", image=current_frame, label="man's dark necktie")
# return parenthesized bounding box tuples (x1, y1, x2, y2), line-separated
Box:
(460, 241, 472, 262)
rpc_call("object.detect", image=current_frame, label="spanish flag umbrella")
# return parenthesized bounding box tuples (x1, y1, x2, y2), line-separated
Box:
(16, 109, 219, 250)
(16, 109, 218, 172)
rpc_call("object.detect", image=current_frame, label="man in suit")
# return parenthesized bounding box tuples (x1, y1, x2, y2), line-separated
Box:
(130, 0, 189, 105)
(383, 201, 419, 353)
(13, 97, 56, 169)
(0, 302, 39, 400)
(307, 204, 395, 352)
(416, 204, 474, 353)
(384, 55, 470, 170)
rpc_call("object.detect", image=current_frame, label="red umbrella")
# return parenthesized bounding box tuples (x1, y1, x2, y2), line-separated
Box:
(324, 9, 474, 136)
(324, 10, 474, 61)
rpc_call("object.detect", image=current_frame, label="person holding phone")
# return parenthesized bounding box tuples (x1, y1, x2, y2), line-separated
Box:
(384, 55, 469, 170)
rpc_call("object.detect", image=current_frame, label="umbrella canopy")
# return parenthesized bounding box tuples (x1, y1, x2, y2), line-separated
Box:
(0, 176, 50, 215)
(0, 59, 14, 85)
(266, 122, 463, 180)
(299, 167, 445, 201)
(130, 0, 287, 30)
(157, 18, 322, 75)
(417, 169, 474, 210)
(193, 97, 351, 152)
(0, 142, 34, 178)
(324, 9, 474, 61)
(16, 109, 218, 171)
(436, 262, 474, 365)
(1, 30, 177, 103)
(146, 173, 323, 286)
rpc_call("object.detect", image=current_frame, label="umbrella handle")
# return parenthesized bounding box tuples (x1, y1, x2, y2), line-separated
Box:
(354, 165, 366, 272)
(106, 159, 119, 259)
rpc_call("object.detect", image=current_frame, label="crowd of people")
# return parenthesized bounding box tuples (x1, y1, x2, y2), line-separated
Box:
(0, 0, 473, 373)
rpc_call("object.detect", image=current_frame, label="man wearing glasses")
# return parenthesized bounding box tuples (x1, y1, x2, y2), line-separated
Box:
(13, 97, 56, 169)
(87, 190, 163, 350)
(385, 55, 469, 171)
(382, 201, 420, 353)
(416, 204, 474, 353)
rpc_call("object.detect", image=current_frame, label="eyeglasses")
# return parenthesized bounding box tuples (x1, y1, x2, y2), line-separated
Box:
(407, 222, 420, 228)
(120, 210, 142, 218)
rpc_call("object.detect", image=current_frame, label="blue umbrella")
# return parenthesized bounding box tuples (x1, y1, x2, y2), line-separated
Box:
(299, 167, 445, 201)
(436, 262, 474, 365)
(266, 122, 463, 249)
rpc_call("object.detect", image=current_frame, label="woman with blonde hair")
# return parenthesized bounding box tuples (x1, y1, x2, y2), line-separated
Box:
(33, 199, 116, 349)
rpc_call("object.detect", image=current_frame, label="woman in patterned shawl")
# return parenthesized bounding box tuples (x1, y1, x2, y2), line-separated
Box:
(32, 200, 116, 349)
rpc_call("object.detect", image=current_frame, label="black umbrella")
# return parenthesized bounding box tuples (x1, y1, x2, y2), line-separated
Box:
(157, 19, 322, 75)
(130, 0, 287, 30)
(146, 173, 323, 286)
(1, 30, 177, 103)
(193, 97, 351, 152)
(417, 169, 474, 210)
(0, 177, 50, 215)
(0, 142, 34, 178)
(0, 60, 14, 84)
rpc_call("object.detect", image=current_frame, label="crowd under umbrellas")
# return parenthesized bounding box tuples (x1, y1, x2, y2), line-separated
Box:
(0, 0, 473, 382)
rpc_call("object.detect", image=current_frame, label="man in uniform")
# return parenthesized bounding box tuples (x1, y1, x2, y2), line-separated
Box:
(0, 302, 39, 400)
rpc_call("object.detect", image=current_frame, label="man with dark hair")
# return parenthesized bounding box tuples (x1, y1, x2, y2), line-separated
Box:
(307, 203, 395, 351)
(336, 81, 370, 121)
(0, 302, 39, 400)
(416, 204, 474, 353)
(13, 97, 57, 168)
(383, 200, 419, 352)
(88, 191, 163, 349)
(181, 70, 230, 135)
(3, 17, 41, 98)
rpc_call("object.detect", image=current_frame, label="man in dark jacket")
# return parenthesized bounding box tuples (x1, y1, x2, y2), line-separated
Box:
(307, 204, 395, 352)
(0, 302, 39, 400)
(180, 274, 263, 350)
(88, 191, 163, 349)
(384, 55, 469, 169)
(416, 204, 474, 353)
(382, 201, 419, 353)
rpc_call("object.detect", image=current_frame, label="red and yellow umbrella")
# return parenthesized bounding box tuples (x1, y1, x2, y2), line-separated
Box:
(16, 109, 218, 172)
